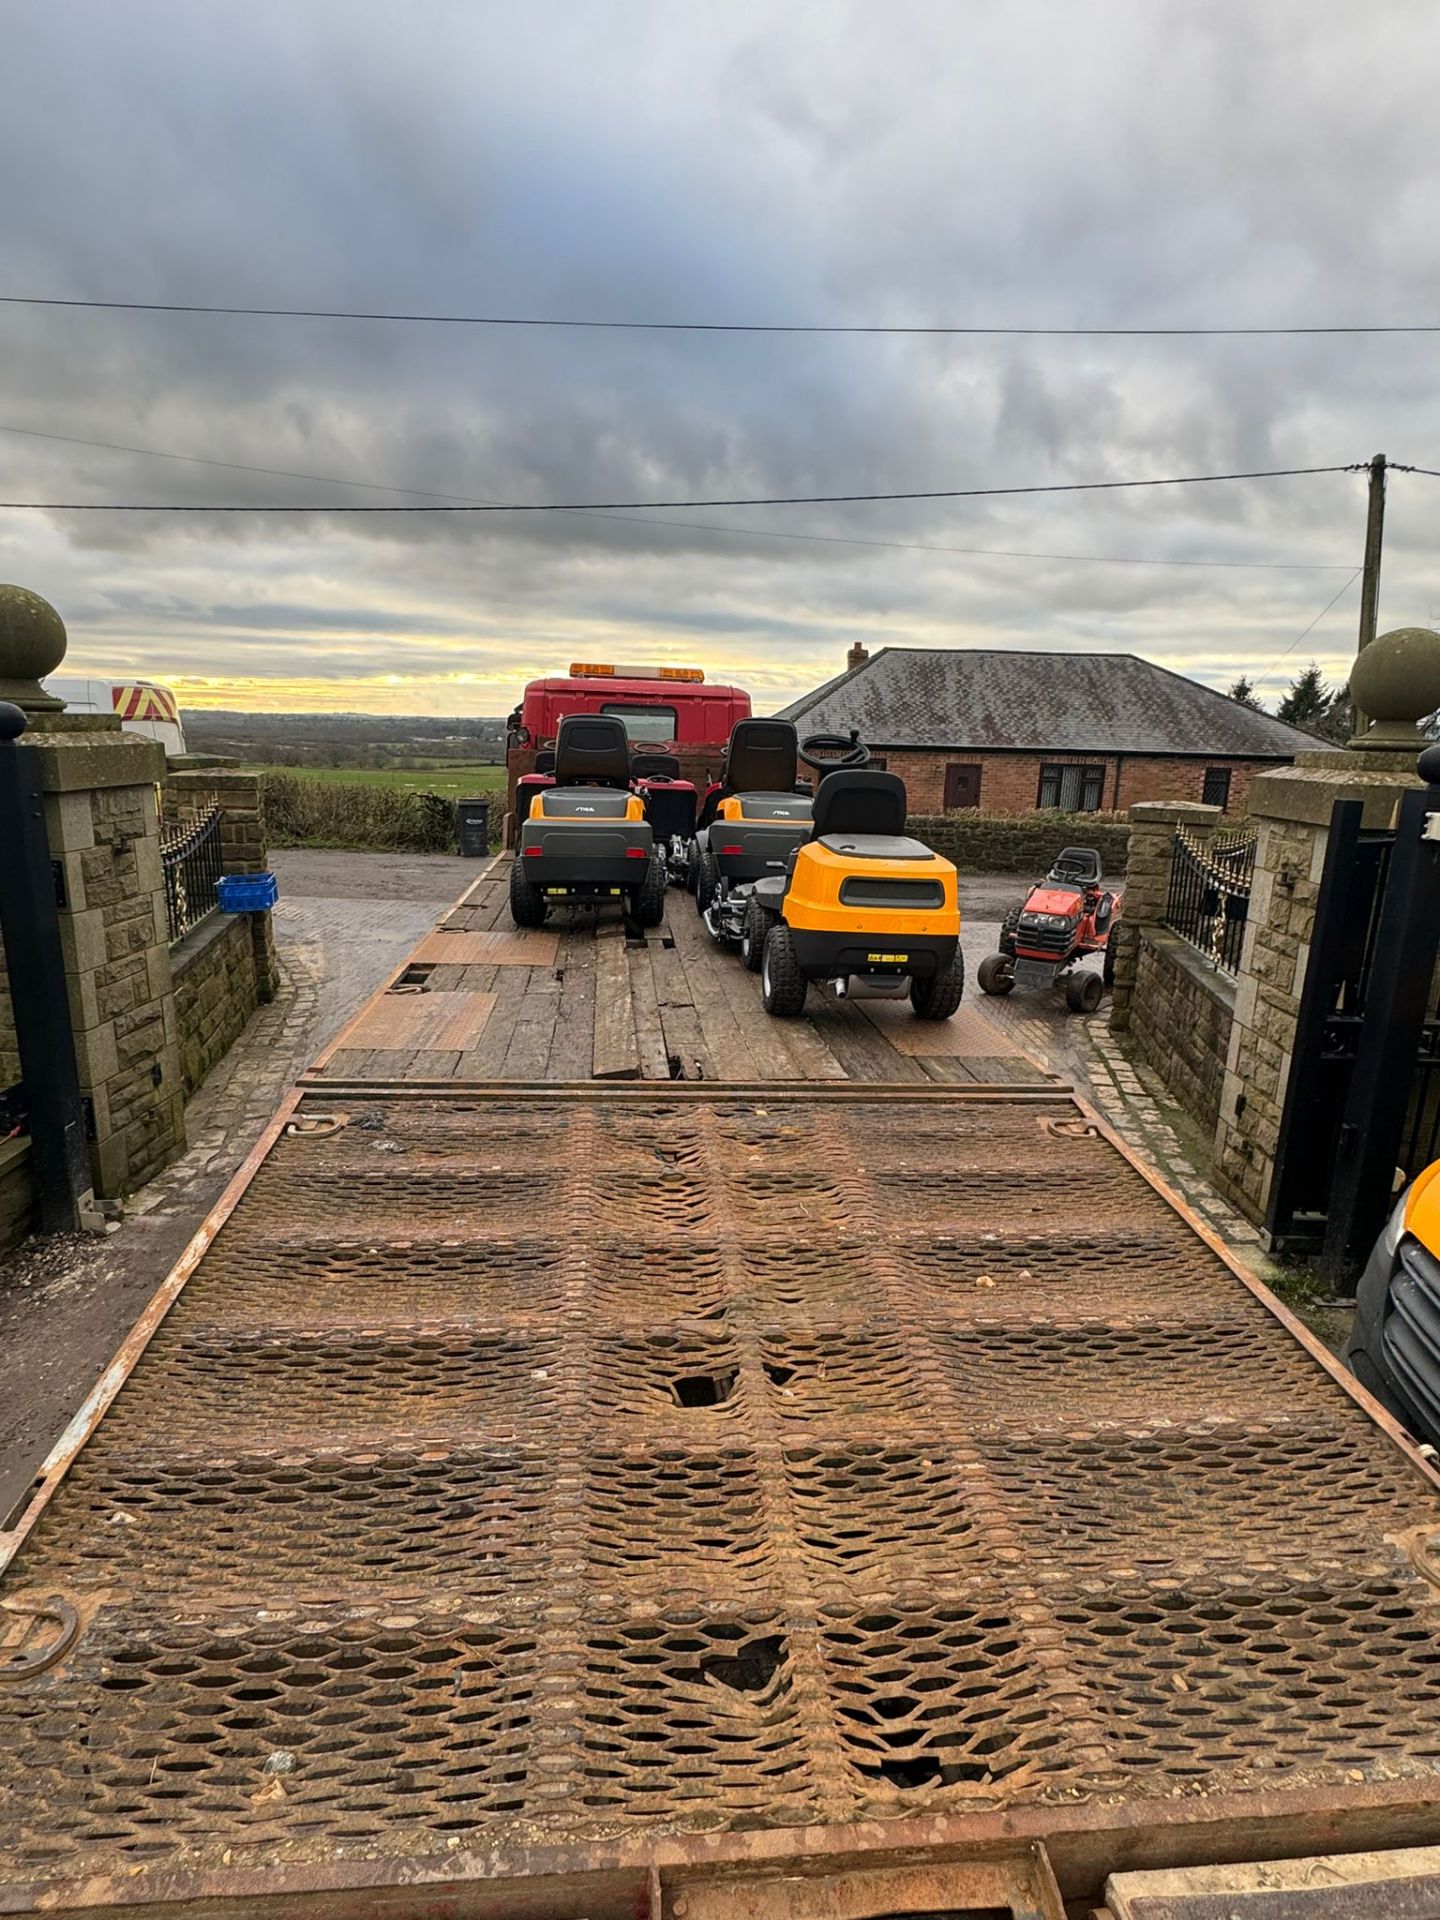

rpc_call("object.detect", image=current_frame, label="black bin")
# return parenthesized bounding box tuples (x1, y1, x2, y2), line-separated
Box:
(455, 798, 491, 857)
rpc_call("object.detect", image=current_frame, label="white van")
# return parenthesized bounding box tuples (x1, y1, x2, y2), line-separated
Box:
(43, 677, 187, 757)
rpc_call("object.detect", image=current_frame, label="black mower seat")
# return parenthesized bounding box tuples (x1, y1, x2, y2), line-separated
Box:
(811, 769, 908, 841)
(1049, 846, 1102, 884)
(723, 719, 800, 794)
(631, 751, 682, 780)
(818, 832, 933, 861)
(553, 714, 632, 788)
(534, 788, 634, 819)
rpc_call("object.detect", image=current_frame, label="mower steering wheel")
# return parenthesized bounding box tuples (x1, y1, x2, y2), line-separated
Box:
(798, 731, 871, 776)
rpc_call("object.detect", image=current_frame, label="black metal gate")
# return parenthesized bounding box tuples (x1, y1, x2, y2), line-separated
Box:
(1267, 770, 1440, 1274)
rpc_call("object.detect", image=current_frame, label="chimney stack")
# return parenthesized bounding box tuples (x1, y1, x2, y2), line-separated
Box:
(846, 642, 870, 673)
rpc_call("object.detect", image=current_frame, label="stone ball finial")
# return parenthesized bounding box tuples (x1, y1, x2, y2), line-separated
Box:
(0, 585, 68, 711)
(1347, 626, 1440, 751)
(0, 699, 28, 742)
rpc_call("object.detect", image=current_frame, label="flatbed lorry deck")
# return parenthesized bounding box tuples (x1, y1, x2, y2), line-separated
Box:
(7, 1080, 1440, 1916)
(5, 873, 1440, 1918)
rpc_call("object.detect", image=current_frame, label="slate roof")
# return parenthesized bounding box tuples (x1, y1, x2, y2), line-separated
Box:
(777, 648, 1329, 758)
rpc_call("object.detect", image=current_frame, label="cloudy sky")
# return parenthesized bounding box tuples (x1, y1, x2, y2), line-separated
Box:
(2, 0, 1437, 715)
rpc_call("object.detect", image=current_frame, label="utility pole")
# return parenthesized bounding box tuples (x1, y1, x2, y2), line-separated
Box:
(1353, 452, 1387, 732)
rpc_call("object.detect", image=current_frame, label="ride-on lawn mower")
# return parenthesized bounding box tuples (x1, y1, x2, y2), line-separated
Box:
(977, 847, 1120, 1013)
(510, 714, 667, 928)
(693, 721, 867, 947)
(744, 767, 965, 1021)
(630, 750, 699, 887)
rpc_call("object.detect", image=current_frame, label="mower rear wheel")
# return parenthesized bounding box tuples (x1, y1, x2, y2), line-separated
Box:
(977, 953, 1015, 996)
(911, 947, 965, 1020)
(761, 925, 808, 1016)
(695, 850, 719, 913)
(1065, 969, 1105, 1014)
(509, 858, 548, 928)
(741, 896, 770, 972)
(632, 856, 667, 928)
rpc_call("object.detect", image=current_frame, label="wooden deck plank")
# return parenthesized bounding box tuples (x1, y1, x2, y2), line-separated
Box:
(805, 991, 929, 1082)
(648, 933, 715, 1081)
(500, 965, 564, 1080)
(627, 942, 673, 1080)
(412, 930, 560, 967)
(347, 990, 497, 1053)
(592, 928, 641, 1080)
(544, 926, 597, 1080)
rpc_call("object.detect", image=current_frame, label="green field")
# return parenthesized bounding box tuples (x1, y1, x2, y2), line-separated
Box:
(256, 763, 506, 799)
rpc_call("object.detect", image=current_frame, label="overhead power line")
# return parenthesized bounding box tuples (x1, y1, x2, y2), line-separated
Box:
(2, 295, 1439, 338)
(1252, 570, 1364, 691)
(0, 462, 1361, 514)
(0, 423, 1353, 570)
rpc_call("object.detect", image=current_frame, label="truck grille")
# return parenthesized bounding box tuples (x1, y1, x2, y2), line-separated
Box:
(4, 1087, 1440, 1907)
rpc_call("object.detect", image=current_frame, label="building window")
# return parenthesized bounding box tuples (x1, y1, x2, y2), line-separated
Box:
(867, 754, 887, 771)
(1202, 766, 1233, 810)
(1037, 763, 1105, 811)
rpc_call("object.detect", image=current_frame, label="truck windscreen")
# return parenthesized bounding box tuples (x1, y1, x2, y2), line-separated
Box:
(600, 703, 678, 740)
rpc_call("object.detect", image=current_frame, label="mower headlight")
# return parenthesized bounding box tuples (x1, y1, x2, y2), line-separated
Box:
(1382, 1188, 1411, 1260)
(1021, 912, 1069, 930)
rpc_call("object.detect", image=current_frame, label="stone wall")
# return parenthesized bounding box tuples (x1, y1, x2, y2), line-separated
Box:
(907, 811, 1131, 874)
(1128, 928, 1237, 1136)
(1107, 800, 1221, 1034)
(166, 770, 279, 1005)
(172, 912, 269, 1097)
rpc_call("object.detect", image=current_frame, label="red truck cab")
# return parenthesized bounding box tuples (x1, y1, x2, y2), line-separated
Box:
(505, 664, 750, 841)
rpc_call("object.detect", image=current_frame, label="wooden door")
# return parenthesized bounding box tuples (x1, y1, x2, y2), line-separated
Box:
(943, 762, 983, 810)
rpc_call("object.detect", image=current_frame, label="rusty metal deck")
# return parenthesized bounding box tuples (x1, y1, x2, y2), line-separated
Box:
(4, 1084, 1440, 1918)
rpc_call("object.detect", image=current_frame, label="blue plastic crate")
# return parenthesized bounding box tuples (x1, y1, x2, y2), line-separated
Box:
(217, 871, 279, 912)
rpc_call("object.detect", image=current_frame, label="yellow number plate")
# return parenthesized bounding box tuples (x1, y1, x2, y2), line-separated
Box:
(867, 952, 908, 963)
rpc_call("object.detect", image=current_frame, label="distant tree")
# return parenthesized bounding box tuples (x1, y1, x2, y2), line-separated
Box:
(1277, 662, 1342, 737)
(1227, 676, 1265, 711)
(1321, 688, 1355, 745)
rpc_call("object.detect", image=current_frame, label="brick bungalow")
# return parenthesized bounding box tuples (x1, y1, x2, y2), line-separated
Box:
(777, 645, 1327, 815)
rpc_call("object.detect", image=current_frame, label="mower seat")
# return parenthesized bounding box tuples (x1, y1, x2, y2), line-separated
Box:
(516, 714, 655, 885)
(699, 719, 813, 884)
(810, 770, 928, 859)
(1049, 846, 1102, 885)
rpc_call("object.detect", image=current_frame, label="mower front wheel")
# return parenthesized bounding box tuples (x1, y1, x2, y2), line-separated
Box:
(631, 856, 667, 928)
(977, 953, 1015, 996)
(912, 948, 966, 1021)
(1065, 969, 1105, 1014)
(741, 897, 771, 973)
(509, 858, 548, 928)
(761, 925, 808, 1017)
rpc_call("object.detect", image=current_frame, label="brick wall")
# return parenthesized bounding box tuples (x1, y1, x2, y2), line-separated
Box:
(884, 748, 1278, 817)
(173, 913, 269, 1097)
(907, 812, 1130, 874)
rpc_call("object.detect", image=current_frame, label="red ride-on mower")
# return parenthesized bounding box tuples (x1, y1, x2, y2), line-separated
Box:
(977, 846, 1121, 1013)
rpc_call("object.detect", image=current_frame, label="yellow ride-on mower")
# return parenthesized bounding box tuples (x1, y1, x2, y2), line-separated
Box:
(742, 768, 965, 1019)
(510, 714, 667, 928)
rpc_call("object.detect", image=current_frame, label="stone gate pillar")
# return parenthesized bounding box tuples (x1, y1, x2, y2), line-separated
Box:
(0, 586, 185, 1200)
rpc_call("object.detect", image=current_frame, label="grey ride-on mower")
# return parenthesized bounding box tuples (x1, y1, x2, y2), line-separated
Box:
(693, 721, 868, 948)
(510, 714, 667, 929)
